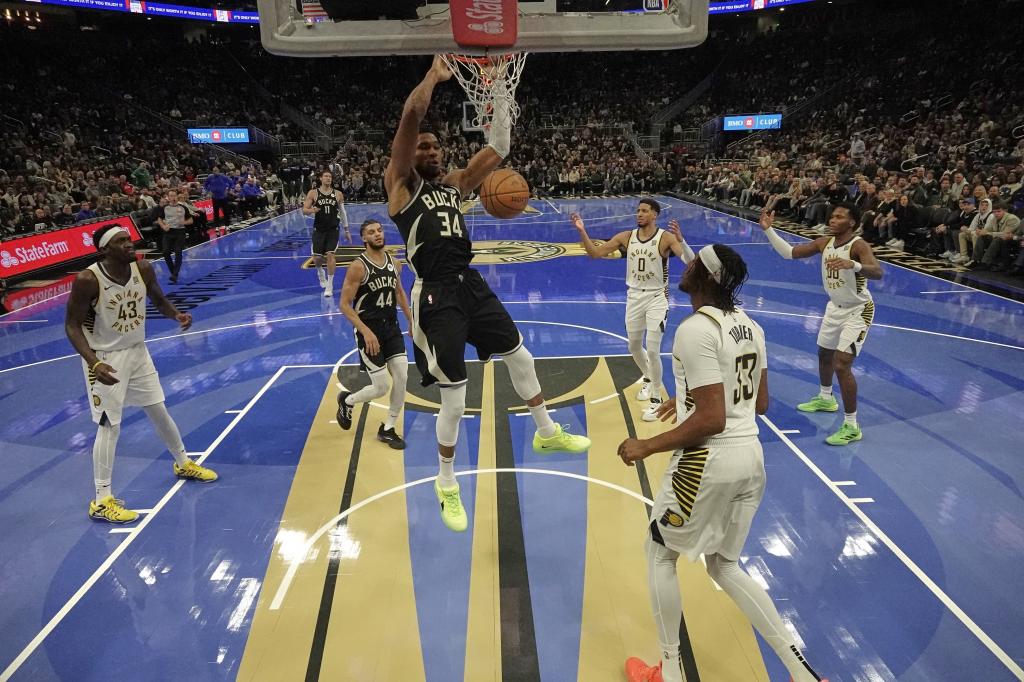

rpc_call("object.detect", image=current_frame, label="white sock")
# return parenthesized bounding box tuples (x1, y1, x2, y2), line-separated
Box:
(93, 421, 120, 502)
(844, 411, 858, 427)
(438, 453, 456, 488)
(706, 553, 823, 682)
(316, 265, 325, 281)
(325, 274, 334, 289)
(143, 403, 189, 466)
(818, 385, 833, 399)
(385, 357, 407, 431)
(384, 414, 398, 430)
(529, 403, 558, 438)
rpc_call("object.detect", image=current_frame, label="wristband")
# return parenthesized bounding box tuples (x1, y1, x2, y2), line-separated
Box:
(852, 261, 863, 273)
(90, 360, 104, 372)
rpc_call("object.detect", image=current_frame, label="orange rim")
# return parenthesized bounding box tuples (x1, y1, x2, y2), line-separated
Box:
(448, 53, 520, 67)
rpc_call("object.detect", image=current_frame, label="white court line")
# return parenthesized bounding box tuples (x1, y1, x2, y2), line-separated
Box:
(267, 466, 653, 611)
(848, 498, 875, 504)
(543, 198, 562, 214)
(0, 320, 47, 324)
(107, 528, 134, 534)
(0, 364, 302, 682)
(225, 409, 242, 414)
(589, 393, 620, 404)
(832, 481, 857, 487)
(778, 429, 800, 434)
(759, 414, 1024, 679)
(920, 290, 972, 295)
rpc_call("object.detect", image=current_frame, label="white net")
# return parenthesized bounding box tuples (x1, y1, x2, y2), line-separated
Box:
(440, 52, 527, 132)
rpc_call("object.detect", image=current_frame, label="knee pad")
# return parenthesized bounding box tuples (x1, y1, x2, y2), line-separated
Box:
(436, 383, 467, 447)
(501, 345, 542, 401)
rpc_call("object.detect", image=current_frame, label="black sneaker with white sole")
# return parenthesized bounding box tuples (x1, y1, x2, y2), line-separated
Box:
(377, 424, 406, 450)
(336, 391, 353, 430)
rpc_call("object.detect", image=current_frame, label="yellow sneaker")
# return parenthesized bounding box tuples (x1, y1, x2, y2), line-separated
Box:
(434, 480, 468, 532)
(174, 459, 218, 482)
(533, 424, 591, 454)
(88, 496, 139, 524)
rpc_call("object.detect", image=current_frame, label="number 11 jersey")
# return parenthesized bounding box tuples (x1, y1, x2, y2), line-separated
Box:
(390, 177, 470, 280)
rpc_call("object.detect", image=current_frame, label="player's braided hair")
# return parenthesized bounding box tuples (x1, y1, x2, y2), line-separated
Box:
(685, 244, 748, 313)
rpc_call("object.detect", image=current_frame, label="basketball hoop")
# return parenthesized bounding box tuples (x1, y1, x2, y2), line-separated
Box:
(441, 52, 527, 131)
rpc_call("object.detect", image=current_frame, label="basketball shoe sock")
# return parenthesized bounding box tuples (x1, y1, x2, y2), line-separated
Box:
(500, 346, 557, 438)
(93, 422, 120, 502)
(819, 385, 833, 399)
(705, 554, 823, 682)
(844, 411, 858, 427)
(528, 404, 557, 438)
(385, 357, 407, 430)
(438, 453, 456, 488)
(316, 266, 326, 285)
(143, 403, 189, 466)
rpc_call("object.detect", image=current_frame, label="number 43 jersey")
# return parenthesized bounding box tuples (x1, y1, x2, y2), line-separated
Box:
(84, 261, 147, 351)
(671, 306, 767, 440)
(390, 178, 471, 280)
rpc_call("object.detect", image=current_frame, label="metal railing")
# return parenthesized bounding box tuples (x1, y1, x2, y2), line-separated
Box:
(1013, 124, 1024, 140)
(900, 153, 931, 172)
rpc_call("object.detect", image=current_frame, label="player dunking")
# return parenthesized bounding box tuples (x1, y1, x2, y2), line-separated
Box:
(337, 219, 412, 449)
(572, 199, 695, 421)
(760, 204, 883, 445)
(618, 244, 828, 682)
(65, 224, 217, 523)
(303, 169, 350, 298)
(386, 56, 591, 532)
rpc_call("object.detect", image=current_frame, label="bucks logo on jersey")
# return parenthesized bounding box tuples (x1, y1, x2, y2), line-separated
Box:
(354, 253, 398, 322)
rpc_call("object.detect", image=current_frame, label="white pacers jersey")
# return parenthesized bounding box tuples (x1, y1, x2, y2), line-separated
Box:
(671, 306, 766, 440)
(84, 261, 147, 351)
(626, 228, 668, 292)
(822, 236, 872, 307)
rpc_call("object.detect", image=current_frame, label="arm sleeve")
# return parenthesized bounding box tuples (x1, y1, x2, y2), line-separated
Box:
(487, 80, 512, 158)
(340, 200, 349, 228)
(678, 237, 696, 264)
(676, 316, 722, 390)
(764, 227, 795, 259)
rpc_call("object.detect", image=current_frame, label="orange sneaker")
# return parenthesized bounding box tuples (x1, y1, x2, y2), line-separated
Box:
(625, 657, 663, 682)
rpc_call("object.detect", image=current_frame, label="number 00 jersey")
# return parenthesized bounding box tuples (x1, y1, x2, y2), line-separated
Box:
(626, 228, 668, 291)
(84, 261, 147, 351)
(822, 236, 871, 307)
(390, 177, 471, 280)
(353, 252, 399, 323)
(671, 306, 766, 441)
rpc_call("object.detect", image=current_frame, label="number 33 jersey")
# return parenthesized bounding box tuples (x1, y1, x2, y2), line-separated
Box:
(84, 261, 147, 351)
(390, 177, 471, 280)
(671, 306, 767, 440)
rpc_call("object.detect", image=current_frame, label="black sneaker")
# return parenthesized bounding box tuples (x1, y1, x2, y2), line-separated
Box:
(336, 391, 353, 430)
(377, 424, 406, 450)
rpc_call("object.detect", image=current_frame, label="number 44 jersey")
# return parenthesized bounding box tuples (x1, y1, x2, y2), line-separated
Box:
(84, 261, 147, 351)
(354, 252, 399, 322)
(671, 306, 767, 440)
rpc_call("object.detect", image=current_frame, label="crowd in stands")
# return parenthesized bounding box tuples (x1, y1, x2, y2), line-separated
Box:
(2, 0, 1023, 277)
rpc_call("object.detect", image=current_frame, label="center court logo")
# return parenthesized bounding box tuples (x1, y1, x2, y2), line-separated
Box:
(307, 239, 617, 270)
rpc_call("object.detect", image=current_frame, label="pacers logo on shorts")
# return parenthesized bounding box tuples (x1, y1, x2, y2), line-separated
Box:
(93, 394, 102, 407)
(661, 510, 685, 527)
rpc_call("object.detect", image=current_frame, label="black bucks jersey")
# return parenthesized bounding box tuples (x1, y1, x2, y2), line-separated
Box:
(354, 253, 399, 323)
(313, 188, 339, 231)
(390, 178, 471, 280)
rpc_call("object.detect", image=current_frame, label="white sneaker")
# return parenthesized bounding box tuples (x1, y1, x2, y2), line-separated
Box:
(636, 381, 651, 401)
(642, 399, 663, 422)
(951, 254, 968, 264)
(892, 239, 905, 251)
(939, 250, 952, 259)
(885, 238, 898, 246)
(323, 287, 333, 298)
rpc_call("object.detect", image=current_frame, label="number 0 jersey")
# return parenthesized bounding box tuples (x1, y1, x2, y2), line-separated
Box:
(353, 252, 399, 323)
(390, 177, 471, 280)
(671, 306, 766, 441)
(84, 261, 147, 351)
(822, 236, 871, 307)
(626, 228, 668, 292)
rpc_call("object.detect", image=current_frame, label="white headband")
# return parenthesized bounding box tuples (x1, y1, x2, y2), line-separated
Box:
(98, 226, 130, 249)
(698, 245, 722, 283)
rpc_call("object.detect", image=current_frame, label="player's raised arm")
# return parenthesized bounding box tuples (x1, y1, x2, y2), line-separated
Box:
(665, 218, 696, 264)
(386, 56, 452, 196)
(572, 213, 630, 258)
(759, 209, 825, 259)
(444, 78, 511, 196)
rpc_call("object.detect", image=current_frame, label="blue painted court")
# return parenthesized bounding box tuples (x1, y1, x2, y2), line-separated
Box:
(1, 196, 1022, 681)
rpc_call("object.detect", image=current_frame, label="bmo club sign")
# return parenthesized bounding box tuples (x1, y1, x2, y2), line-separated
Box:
(0, 216, 142, 279)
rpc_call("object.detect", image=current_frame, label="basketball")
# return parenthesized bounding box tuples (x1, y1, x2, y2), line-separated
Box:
(480, 169, 530, 219)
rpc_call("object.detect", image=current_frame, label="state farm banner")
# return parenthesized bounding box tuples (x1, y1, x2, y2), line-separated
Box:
(0, 215, 142, 280)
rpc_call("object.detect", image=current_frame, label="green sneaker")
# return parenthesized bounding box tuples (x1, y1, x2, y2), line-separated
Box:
(826, 423, 863, 446)
(434, 480, 468, 532)
(533, 424, 591, 454)
(797, 395, 839, 413)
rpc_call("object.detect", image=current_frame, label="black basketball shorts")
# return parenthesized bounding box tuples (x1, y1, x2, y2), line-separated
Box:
(409, 268, 522, 387)
(311, 227, 339, 257)
(356, 317, 407, 373)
